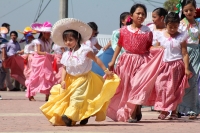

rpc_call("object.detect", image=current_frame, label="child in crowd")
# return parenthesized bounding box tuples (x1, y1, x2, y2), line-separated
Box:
(177, 0, 200, 119)
(2, 31, 24, 91)
(148, 7, 168, 45)
(26, 21, 54, 101)
(0, 27, 8, 91)
(85, 22, 102, 54)
(111, 12, 131, 64)
(147, 7, 168, 111)
(18, 27, 36, 84)
(51, 43, 66, 84)
(91, 12, 131, 76)
(107, 4, 153, 123)
(154, 12, 191, 120)
(40, 18, 120, 126)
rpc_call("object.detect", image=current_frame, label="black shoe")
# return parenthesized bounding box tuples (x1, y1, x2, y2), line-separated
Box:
(177, 112, 182, 118)
(127, 118, 138, 123)
(61, 115, 72, 126)
(136, 114, 142, 121)
(10, 88, 21, 91)
(136, 105, 142, 121)
(80, 117, 90, 125)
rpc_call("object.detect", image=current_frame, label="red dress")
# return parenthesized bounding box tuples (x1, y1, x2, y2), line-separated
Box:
(107, 25, 163, 122)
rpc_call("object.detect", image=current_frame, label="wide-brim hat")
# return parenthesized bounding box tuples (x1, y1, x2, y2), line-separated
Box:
(0, 37, 8, 44)
(0, 27, 8, 34)
(17, 26, 37, 34)
(31, 21, 52, 32)
(51, 18, 92, 47)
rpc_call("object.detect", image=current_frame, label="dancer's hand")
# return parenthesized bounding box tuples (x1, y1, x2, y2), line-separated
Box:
(104, 69, 114, 79)
(185, 69, 192, 78)
(103, 45, 110, 51)
(108, 61, 115, 71)
(61, 81, 66, 89)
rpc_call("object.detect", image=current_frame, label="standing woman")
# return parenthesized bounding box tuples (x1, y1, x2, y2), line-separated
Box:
(26, 21, 55, 101)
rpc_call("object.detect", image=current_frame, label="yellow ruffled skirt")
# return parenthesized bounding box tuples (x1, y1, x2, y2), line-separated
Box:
(40, 71, 120, 126)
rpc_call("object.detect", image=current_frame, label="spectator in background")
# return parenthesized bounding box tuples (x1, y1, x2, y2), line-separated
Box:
(1, 23, 10, 39)
(2, 31, 23, 91)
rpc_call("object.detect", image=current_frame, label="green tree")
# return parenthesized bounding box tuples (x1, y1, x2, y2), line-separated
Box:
(163, 0, 179, 12)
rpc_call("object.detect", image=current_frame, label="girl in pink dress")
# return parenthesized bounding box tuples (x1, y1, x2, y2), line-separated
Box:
(148, 8, 167, 46)
(26, 21, 55, 101)
(17, 27, 37, 82)
(107, 4, 153, 123)
(154, 12, 192, 120)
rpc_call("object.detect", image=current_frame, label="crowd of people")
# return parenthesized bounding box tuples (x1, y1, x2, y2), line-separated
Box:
(0, 0, 200, 127)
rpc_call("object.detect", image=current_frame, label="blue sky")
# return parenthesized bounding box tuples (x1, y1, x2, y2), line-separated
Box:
(0, 0, 199, 38)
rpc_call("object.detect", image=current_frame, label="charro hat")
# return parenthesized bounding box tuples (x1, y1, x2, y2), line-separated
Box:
(51, 18, 92, 47)
(31, 21, 52, 32)
(0, 27, 8, 34)
(17, 26, 37, 34)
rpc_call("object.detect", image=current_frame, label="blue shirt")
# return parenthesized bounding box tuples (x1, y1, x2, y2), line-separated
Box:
(6, 40, 21, 57)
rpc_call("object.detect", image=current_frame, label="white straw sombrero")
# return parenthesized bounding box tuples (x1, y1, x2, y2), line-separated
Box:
(51, 18, 92, 47)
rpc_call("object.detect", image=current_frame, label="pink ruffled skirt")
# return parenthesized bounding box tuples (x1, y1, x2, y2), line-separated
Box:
(26, 53, 56, 98)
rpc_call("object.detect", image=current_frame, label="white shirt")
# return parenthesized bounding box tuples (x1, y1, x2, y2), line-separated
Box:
(178, 22, 200, 44)
(85, 37, 98, 51)
(52, 44, 63, 54)
(24, 42, 35, 54)
(60, 45, 93, 76)
(33, 38, 52, 53)
(157, 32, 188, 62)
(127, 25, 151, 34)
(148, 24, 165, 46)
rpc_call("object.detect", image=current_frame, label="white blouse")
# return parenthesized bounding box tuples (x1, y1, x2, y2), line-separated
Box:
(148, 24, 165, 46)
(127, 25, 151, 34)
(33, 38, 52, 53)
(52, 44, 63, 54)
(24, 42, 35, 54)
(178, 22, 200, 44)
(60, 45, 93, 76)
(84, 37, 98, 52)
(157, 32, 188, 62)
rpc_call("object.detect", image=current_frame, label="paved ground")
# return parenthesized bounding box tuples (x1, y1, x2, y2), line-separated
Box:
(0, 91, 199, 133)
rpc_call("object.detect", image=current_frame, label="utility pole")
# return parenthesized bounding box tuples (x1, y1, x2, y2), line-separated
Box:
(59, 0, 68, 19)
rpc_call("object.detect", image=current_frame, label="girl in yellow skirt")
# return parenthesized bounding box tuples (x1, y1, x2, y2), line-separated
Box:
(40, 18, 120, 126)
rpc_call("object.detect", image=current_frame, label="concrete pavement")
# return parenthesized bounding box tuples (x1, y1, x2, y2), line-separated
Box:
(0, 91, 199, 133)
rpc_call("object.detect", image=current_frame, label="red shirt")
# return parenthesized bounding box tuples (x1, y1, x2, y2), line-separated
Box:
(118, 26, 153, 54)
